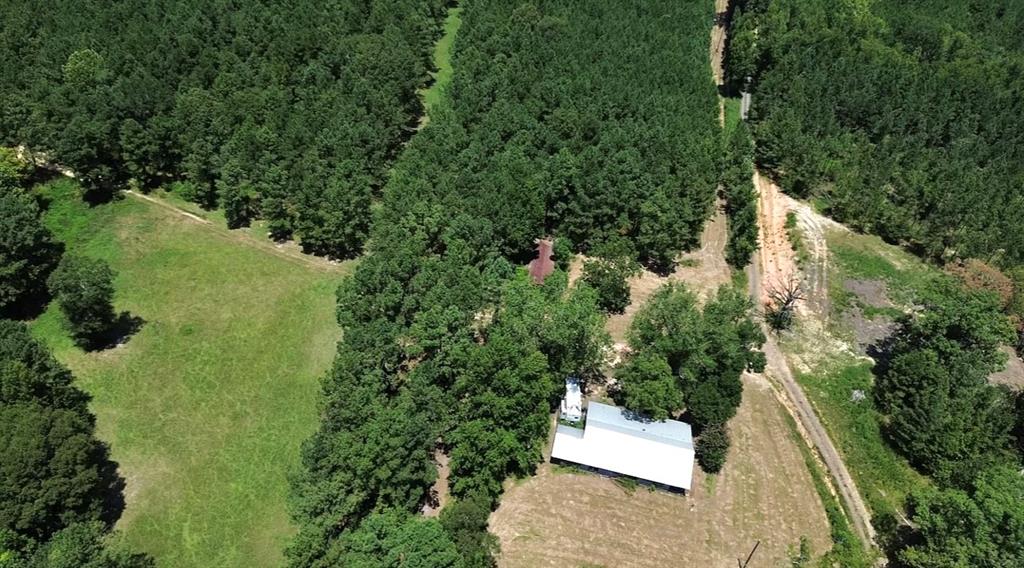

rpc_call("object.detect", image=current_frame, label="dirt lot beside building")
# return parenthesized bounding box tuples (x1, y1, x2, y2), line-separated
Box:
(490, 373, 831, 568)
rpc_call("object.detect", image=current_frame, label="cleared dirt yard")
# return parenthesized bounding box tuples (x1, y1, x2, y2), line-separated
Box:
(490, 372, 831, 568)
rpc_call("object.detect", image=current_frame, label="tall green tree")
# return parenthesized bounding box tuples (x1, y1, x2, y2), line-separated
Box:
(23, 521, 154, 568)
(898, 465, 1024, 568)
(721, 123, 759, 268)
(875, 281, 1016, 482)
(581, 254, 638, 314)
(439, 491, 498, 568)
(615, 352, 681, 421)
(0, 148, 28, 191)
(47, 257, 117, 349)
(0, 320, 89, 414)
(0, 191, 61, 314)
(321, 510, 462, 568)
(695, 423, 730, 474)
(0, 403, 112, 543)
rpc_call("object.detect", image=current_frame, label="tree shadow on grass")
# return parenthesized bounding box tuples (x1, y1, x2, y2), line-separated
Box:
(2, 287, 55, 321)
(84, 312, 145, 352)
(96, 445, 127, 529)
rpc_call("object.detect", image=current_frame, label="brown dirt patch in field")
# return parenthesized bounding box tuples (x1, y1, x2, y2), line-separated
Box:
(422, 449, 451, 517)
(490, 373, 831, 568)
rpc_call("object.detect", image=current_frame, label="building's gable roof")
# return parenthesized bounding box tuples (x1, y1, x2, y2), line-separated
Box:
(585, 402, 693, 449)
(527, 238, 554, 284)
(550, 401, 695, 490)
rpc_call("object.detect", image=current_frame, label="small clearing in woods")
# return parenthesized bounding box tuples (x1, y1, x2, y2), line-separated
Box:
(570, 203, 732, 348)
(498, 202, 832, 566)
(489, 373, 831, 568)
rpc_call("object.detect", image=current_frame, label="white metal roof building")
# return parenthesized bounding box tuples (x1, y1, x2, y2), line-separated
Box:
(550, 401, 695, 492)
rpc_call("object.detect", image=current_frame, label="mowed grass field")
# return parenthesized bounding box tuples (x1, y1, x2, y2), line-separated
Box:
(30, 180, 347, 567)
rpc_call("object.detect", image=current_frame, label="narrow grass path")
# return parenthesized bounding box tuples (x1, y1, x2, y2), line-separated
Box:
(418, 5, 463, 124)
(30, 179, 347, 567)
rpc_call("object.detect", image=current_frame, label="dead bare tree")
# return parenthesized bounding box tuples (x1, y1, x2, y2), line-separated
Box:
(764, 276, 805, 331)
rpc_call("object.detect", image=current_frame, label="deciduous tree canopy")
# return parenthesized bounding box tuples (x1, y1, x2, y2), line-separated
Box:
(0, 190, 61, 314)
(0, 321, 145, 564)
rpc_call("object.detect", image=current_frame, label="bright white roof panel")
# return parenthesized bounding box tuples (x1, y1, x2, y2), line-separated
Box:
(551, 402, 695, 490)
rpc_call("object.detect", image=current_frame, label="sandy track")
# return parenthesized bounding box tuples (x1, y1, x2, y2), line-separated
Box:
(748, 173, 877, 549)
(754, 172, 798, 305)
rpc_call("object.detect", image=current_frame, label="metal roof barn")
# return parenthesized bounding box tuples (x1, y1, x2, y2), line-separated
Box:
(550, 401, 695, 491)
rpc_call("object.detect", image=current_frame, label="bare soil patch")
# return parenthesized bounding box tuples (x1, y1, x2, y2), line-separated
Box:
(422, 449, 451, 517)
(490, 373, 831, 568)
(843, 279, 893, 309)
(990, 346, 1024, 391)
(754, 173, 798, 307)
(599, 205, 731, 346)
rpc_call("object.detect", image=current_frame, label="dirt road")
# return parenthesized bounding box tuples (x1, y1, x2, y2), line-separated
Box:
(711, 0, 728, 124)
(725, 3, 873, 538)
(124, 191, 347, 273)
(747, 179, 877, 549)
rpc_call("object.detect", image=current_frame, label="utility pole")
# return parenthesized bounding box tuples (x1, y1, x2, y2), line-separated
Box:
(737, 540, 760, 568)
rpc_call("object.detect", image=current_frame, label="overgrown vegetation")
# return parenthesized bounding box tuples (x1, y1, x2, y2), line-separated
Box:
(733, 0, 1024, 267)
(0, 320, 151, 565)
(1, 0, 447, 257)
(288, 1, 720, 565)
(782, 409, 874, 568)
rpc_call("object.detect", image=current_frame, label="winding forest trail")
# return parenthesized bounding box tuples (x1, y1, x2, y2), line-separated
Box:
(711, 2, 878, 552)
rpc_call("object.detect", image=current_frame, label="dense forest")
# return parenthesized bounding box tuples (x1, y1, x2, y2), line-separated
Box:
(287, 1, 724, 565)
(728, 0, 1024, 266)
(382, 0, 720, 267)
(0, 0, 447, 257)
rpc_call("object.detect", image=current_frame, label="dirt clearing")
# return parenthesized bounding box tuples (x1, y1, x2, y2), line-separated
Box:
(581, 204, 732, 347)
(490, 373, 831, 568)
